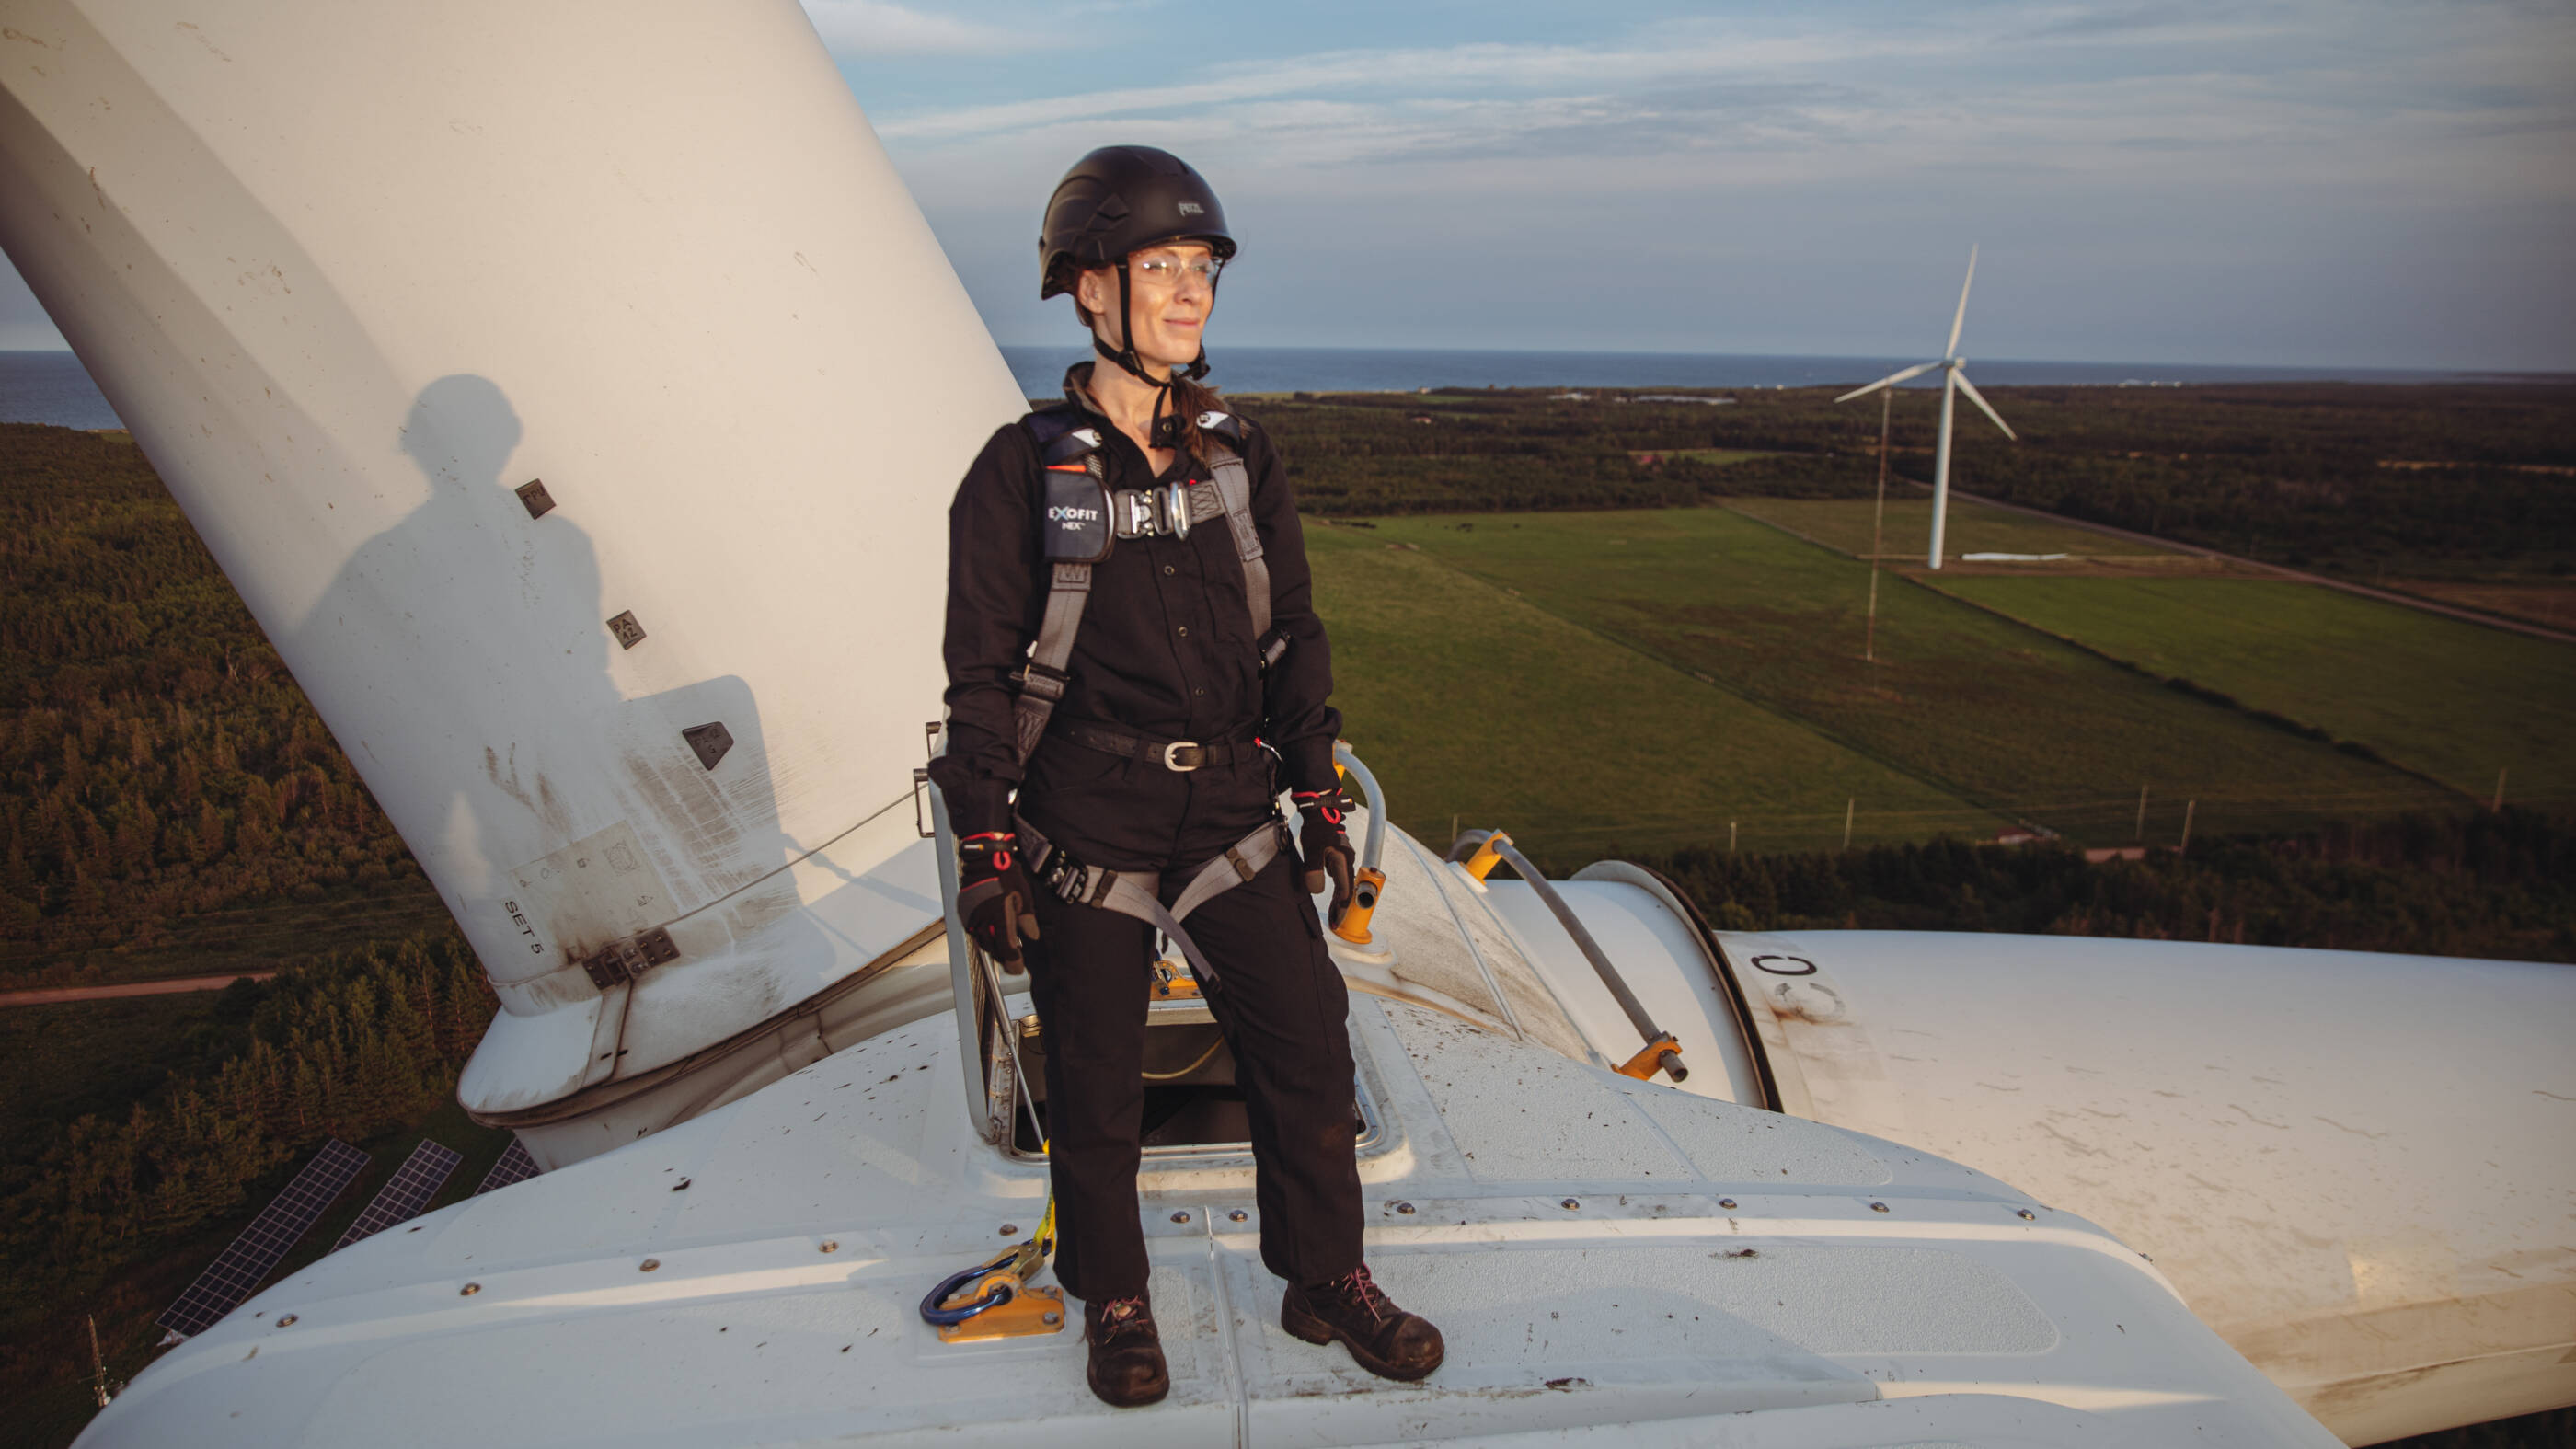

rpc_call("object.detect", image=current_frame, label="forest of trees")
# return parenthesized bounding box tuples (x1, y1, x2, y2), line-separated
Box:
(1260, 382, 2576, 580)
(0, 426, 433, 976)
(0, 935, 491, 1388)
(1599, 807, 2575, 964)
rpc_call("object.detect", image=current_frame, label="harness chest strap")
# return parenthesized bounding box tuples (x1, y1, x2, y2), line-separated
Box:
(1009, 411, 1271, 771)
(1209, 443, 1270, 638)
(1011, 559, 1088, 763)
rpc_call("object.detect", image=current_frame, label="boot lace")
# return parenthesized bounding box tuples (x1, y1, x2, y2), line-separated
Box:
(1094, 1295, 1152, 1340)
(1326, 1266, 1391, 1327)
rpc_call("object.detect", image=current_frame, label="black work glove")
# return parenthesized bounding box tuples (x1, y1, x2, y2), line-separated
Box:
(957, 832, 1041, 966)
(1292, 787, 1357, 924)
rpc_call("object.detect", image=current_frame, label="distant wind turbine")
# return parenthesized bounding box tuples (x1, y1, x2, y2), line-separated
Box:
(1837, 245, 2017, 569)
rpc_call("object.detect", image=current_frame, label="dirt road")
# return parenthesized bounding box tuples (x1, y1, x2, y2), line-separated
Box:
(0, 972, 277, 1008)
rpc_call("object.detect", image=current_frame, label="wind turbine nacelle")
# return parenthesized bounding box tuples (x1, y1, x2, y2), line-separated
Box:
(1469, 864, 2576, 1444)
(0, 0, 1013, 1160)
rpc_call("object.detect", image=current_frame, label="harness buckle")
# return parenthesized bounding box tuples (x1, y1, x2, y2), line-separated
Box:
(1010, 661, 1069, 702)
(1121, 490, 1156, 538)
(1162, 741, 1204, 772)
(1041, 851, 1088, 903)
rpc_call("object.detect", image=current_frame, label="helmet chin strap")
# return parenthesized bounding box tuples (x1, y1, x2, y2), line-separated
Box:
(1094, 259, 1212, 449)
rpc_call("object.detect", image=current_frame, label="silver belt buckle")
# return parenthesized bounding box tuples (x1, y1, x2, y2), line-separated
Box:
(1161, 741, 1202, 771)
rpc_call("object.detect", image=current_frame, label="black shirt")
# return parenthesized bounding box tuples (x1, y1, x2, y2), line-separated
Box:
(928, 383, 1341, 844)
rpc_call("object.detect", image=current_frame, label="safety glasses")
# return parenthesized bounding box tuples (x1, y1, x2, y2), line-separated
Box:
(1129, 255, 1223, 289)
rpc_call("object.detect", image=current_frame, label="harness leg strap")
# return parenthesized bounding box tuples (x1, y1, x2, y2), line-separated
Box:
(1167, 823, 1285, 921)
(1018, 818, 1289, 990)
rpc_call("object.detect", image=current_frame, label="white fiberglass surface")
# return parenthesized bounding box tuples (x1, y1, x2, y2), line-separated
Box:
(81, 995, 2342, 1448)
(0, 0, 1011, 1118)
(1730, 929, 2576, 1443)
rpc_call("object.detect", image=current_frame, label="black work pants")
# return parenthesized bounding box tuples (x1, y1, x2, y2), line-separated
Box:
(1020, 846, 1365, 1304)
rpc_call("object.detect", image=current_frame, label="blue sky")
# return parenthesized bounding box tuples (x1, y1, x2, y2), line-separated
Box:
(6, 0, 2570, 369)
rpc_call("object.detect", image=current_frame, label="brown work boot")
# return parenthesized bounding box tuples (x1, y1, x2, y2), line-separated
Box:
(1083, 1294, 1169, 1407)
(1281, 1264, 1444, 1381)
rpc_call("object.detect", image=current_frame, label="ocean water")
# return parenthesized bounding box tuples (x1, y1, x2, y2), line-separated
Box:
(1, 350, 124, 429)
(1001, 345, 2547, 400)
(1, 347, 2549, 431)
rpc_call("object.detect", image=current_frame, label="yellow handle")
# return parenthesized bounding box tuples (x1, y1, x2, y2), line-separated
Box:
(1615, 1033, 1685, 1084)
(1462, 833, 1511, 881)
(1331, 868, 1386, 944)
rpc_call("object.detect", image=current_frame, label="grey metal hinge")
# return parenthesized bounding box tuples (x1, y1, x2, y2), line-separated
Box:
(581, 926, 678, 990)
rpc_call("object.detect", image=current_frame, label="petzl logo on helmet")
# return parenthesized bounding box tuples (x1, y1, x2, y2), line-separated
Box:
(1177, 201, 1204, 216)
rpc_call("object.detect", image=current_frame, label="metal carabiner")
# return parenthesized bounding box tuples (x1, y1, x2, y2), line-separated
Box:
(919, 1246, 1021, 1328)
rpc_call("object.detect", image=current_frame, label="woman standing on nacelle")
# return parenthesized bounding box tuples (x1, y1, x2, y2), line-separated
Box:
(926, 146, 1445, 1408)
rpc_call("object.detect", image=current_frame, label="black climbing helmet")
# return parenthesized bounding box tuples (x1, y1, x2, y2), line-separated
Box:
(1038, 145, 1236, 301)
(1040, 145, 1236, 431)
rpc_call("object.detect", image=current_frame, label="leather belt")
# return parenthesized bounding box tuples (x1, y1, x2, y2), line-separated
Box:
(1049, 720, 1259, 772)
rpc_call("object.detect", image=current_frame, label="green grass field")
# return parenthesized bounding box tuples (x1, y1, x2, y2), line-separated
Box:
(1929, 575, 2576, 809)
(1723, 494, 2196, 562)
(1331, 509, 2466, 845)
(1305, 523, 2002, 856)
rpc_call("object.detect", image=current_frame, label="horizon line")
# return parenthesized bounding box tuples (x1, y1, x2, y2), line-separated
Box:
(6, 341, 2570, 383)
(994, 342, 2576, 382)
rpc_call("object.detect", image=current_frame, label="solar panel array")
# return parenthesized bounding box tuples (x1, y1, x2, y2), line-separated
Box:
(158, 1138, 369, 1339)
(474, 1140, 540, 1195)
(333, 1139, 463, 1249)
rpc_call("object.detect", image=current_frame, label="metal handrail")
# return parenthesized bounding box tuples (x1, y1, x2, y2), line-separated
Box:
(1329, 741, 1387, 874)
(1572, 860, 1775, 1110)
(1450, 829, 1687, 1084)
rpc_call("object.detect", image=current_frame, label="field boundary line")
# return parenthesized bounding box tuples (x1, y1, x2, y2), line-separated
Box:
(1695, 503, 2467, 817)
(1386, 541, 2027, 834)
(1907, 576, 2478, 806)
(1712, 501, 1857, 558)
(1907, 478, 2576, 646)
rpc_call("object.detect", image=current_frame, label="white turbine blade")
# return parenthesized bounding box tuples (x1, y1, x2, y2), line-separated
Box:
(1834, 361, 1938, 403)
(1953, 369, 2017, 441)
(1944, 243, 1978, 359)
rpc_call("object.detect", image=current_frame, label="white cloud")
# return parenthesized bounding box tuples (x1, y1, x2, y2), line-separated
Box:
(799, 0, 1036, 58)
(876, 3, 2574, 213)
(854, 1, 2576, 368)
